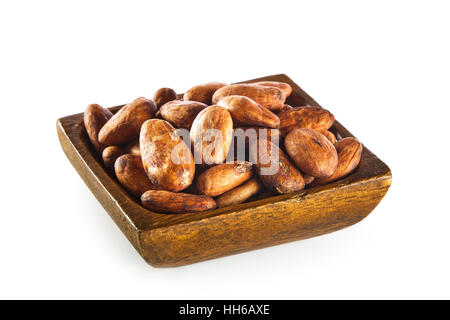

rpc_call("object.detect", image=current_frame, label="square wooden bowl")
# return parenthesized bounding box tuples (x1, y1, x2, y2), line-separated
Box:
(57, 74, 392, 267)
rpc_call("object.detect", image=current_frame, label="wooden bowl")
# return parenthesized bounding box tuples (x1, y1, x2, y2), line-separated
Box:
(57, 74, 392, 267)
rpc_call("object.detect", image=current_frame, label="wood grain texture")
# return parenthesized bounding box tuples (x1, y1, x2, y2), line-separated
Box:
(57, 74, 392, 267)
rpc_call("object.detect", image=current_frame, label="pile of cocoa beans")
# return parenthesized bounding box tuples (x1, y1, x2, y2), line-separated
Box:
(84, 81, 362, 214)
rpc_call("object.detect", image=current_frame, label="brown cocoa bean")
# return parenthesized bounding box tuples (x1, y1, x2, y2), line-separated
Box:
(190, 106, 233, 165)
(216, 177, 263, 208)
(252, 81, 292, 97)
(313, 137, 363, 186)
(141, 190, 216, 214)
(249, 139, 305, 194)
(99, 97, 156, 146)
(217, 95, 280, 128)
(284, 128, 338, 178)
(102, 145, 125, 172)
(115, 154, 159, 197)
(212, 84, 286, 111)
(279, 106, 335, 136)
(153, 87, 177, 109)
(84, 103, 113, 153)
(160, 100, 207, 129)
(140, 119, 195, 192)
(196, 162, 253, 197)
(183, 82, 227, 105)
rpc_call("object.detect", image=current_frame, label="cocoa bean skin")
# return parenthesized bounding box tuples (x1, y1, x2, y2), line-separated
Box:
(141, 190, 216, 214)
(115, 154, 159, 197)
(183, 82, 227, 105)
(84, 103, 113, 153)
(249, 139, 305, 194)
(102, 145, 125, 172)
(160, 100, 207, 130)
(190, 106, 233, 165)
(312, 137, 363, 186)
(99, 97, 156, 146)
(217, 95, 280, 128)
(140, 119, 195, 192)
(212, 84, 286, 111)
(153, 88, 177, 109)
(284, 128, 338, 178)
(216, 177, 263, 208)
(279, 106, 335, 136)
(196, 162, 253, 197)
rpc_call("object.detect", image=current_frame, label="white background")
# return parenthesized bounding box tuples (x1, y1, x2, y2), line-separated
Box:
(0, 0, 449, 299)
